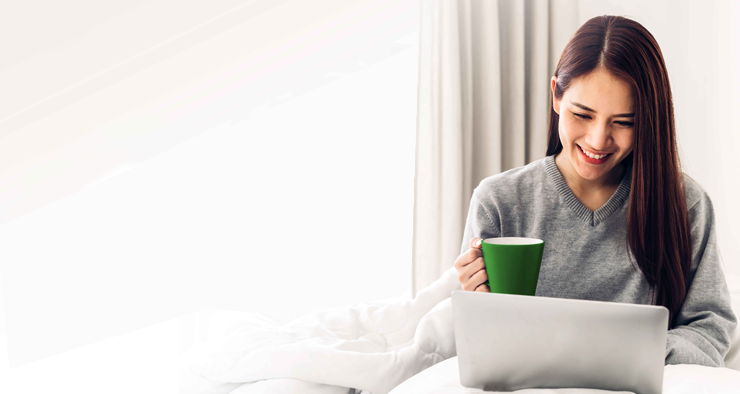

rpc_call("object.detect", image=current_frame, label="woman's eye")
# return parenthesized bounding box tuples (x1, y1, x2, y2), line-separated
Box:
(573, 113, 633, 127)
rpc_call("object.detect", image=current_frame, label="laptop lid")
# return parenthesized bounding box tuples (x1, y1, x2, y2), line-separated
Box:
(451, 291, 669, 394)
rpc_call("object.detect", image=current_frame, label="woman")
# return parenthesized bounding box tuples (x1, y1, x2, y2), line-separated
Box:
(453, 15, 736, 367)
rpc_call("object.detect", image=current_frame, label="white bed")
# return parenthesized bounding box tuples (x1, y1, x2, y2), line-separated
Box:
(179, 270, 740, 394)
(388, 357, 740, 394)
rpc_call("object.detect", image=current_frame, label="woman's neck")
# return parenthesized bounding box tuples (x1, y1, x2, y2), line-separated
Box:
(554, 152, 626, 211)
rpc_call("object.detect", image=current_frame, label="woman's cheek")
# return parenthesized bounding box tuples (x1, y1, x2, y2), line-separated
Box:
(560, 117, 577, 145)
(621, 130, 635, 152)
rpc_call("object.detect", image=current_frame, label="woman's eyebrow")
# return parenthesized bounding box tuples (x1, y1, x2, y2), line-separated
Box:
(570, 101, 635, 118)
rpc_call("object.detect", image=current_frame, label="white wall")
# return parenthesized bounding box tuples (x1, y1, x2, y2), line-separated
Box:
(575, 0, 740, 276)
(0, 0, 419, 367)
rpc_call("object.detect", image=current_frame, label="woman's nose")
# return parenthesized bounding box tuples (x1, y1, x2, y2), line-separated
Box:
(585, 124, 612, 151)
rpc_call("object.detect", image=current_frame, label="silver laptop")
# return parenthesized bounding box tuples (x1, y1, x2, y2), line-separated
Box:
(451, 290, 669, 394)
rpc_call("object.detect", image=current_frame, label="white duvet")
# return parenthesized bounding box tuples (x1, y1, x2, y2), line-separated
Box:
(179, 267, 740, 394)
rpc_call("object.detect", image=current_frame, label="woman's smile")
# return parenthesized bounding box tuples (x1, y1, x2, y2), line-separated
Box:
(576, 144, 612, 164)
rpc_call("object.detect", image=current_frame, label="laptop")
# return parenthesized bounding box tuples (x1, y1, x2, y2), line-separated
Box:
(451, 290, 669, 394)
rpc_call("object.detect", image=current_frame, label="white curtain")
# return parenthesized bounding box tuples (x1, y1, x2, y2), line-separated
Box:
(411, 0, 580, 297)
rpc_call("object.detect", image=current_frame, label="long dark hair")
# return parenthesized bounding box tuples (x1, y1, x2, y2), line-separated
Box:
(546, 15, 691, 326)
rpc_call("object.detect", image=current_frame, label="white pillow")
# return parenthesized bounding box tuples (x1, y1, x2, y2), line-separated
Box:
(724, 272, 740, 371)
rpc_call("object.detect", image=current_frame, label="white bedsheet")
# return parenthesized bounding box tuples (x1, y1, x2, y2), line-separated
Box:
(388, 356, 740, 394)
(179, 268, 740, 394)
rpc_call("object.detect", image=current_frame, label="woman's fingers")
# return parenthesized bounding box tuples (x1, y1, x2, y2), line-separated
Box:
(456, 247, 482, 268)
(463, 257, 486, 285)
(471, 265, 488, 285)
(460, 264, 487, 291)
(454, 241, 486, 291)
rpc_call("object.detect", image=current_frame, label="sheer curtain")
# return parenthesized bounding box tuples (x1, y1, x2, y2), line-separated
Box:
(411, 0, 580, 296)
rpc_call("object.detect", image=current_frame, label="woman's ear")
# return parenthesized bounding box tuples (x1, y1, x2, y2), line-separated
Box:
(551, 76, 560, 115)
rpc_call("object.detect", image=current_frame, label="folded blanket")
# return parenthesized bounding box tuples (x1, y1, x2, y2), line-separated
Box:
(179, 267, 463, 394)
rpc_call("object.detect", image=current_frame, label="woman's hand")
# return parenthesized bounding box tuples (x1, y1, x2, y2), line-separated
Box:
(454, 237, 490, 292)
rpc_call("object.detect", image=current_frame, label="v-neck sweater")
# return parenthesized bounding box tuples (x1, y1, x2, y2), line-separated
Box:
(459, 154, 737, 367)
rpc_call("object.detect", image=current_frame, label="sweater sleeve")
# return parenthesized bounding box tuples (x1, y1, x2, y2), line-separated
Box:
(664, 189, 738, 366)
(459, 187, 501, 255)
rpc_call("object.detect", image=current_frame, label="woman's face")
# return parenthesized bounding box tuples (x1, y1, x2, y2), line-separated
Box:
(551, 68, 635, 183)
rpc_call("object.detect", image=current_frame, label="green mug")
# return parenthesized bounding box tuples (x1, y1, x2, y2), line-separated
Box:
(481, 237, 545, 296)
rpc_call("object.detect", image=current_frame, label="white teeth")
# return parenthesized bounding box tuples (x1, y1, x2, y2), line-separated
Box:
(580, 146, 609, 160)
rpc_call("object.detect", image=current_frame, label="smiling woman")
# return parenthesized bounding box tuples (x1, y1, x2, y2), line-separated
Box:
(551, 67, 636, 209)
(455, 14, 736, 368)
(546, 14, 697, 327)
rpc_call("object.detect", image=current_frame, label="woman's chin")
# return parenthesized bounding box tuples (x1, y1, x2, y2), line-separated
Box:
(574, 163, 611, 181)
(576, 171, 606, 181)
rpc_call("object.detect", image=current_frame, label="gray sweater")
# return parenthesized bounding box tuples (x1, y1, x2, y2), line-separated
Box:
(459, 154, 737, 367)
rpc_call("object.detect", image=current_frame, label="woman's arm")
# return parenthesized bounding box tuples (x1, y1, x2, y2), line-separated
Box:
(665, 188, 737, 367)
